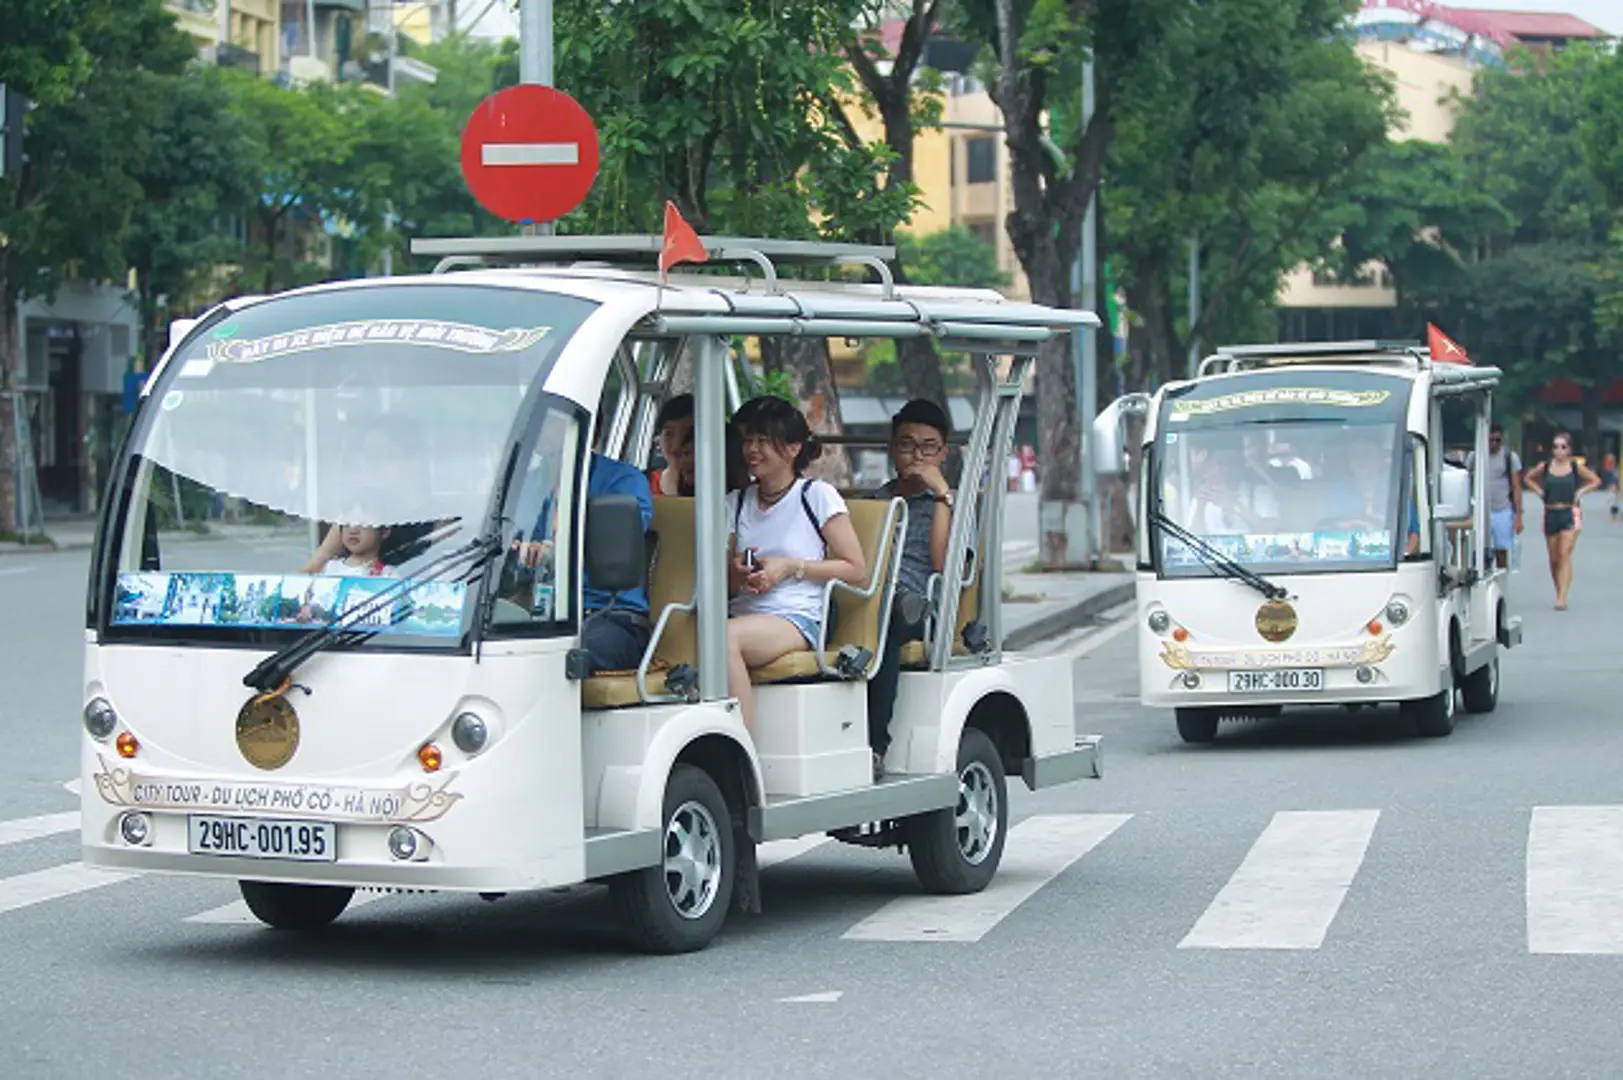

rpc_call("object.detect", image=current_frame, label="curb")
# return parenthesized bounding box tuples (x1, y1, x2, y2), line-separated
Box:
(1004, 580, 1137, 652)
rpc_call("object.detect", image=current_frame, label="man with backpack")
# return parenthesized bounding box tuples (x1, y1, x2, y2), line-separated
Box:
(1466, 424, 1523, 570)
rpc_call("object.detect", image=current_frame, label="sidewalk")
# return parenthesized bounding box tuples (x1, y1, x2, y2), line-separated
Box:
(1001, 563, 1136, 651)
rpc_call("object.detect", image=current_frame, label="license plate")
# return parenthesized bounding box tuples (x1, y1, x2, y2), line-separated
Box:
(1228, 668, 1324, 693)
(188, 815, 337, 862)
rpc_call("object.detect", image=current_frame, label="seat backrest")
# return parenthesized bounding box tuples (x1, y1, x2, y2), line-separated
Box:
(647, 497, 697, 667)
(828, 498, 904, 656)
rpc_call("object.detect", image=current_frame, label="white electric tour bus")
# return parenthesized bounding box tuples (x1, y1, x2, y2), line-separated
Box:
(80, 234, 1103, 953)
(1093, 340, 1521, 745)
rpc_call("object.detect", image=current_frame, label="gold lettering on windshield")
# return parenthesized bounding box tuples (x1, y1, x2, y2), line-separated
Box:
(1172, 387, 1390, 418)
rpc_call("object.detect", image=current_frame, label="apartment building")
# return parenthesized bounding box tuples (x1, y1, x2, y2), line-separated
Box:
(166, 0, 281, 74)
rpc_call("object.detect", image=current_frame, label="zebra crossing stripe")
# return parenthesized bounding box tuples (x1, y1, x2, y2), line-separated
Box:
(0, 811, 79, 848)
(840, 813, 1132, 943)
(1527, 806, 1623, 954)
(1179, 809, 1379, 951)
(0, 862, 136, 916)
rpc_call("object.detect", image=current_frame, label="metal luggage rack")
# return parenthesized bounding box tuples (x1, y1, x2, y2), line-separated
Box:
(1197, 339, 1431, 377)
(410, 234, 904, 299)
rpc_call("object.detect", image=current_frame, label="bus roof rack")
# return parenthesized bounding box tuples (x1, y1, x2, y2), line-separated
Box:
(1200, 339, 1426, 377)
(409, 234, 900, 297)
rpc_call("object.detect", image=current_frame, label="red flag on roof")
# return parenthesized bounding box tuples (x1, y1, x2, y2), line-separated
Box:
(659, 201, 708, 282)
(1427, 323, 1470, 365)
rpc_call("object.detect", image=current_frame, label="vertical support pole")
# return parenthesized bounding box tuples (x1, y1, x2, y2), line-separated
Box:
(217, 0, 232, 56)
(1078, 58, 1099, 567)
(306, 0, 317, 57)
(519, 0, 554, 238)
(932, 356, 999, 670)
(1187, 235, 1200, 380)
(691, 334, 729, 702)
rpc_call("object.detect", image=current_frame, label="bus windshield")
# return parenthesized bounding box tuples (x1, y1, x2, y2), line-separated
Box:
(1150, 372, 1418, 576)
(99, 284, 598, 646)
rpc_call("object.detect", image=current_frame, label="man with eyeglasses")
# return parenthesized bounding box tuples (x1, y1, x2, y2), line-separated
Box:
(1466, 424, 1522, 570)
(866, 399, 962, 779)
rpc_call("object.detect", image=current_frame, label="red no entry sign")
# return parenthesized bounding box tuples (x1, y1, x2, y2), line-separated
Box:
(460, 85, 601, 224)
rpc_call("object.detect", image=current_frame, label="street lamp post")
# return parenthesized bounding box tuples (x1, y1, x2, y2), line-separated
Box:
(1076, 59, 1099, 566)
(519, 0, 554, 237)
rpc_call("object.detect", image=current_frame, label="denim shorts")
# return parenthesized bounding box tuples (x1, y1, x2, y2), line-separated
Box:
(780, 612, 822, 648)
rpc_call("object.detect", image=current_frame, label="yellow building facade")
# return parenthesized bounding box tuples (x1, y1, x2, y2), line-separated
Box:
(165, 0, 281, 75)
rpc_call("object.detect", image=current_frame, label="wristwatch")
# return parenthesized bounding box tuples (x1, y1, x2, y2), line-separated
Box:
(934, 490, 955, 507)
(794, 560, 806, 581)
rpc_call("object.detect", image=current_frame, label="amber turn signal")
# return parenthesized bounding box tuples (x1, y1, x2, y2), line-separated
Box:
(115, 732, 139, 759)
(1367, 620, 1382, 635)
(418, 743, 443, 772)
(1172, 627, 1189, 642)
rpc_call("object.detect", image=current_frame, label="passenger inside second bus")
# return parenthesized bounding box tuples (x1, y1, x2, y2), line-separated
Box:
(725, 397, 866, 733)
(648, 394, 750, 497)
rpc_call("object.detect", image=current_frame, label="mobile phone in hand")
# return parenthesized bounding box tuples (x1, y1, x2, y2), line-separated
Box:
(743, 548, 758, 571)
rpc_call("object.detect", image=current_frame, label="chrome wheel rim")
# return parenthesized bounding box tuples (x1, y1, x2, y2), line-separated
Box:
(955, 762, 999, 865)
(662, 800, 722, 921)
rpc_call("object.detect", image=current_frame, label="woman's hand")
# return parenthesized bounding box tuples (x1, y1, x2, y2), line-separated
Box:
(728, 551, 753, 594)
(517, 539, 552, 570)
(745, 555, 797, 594)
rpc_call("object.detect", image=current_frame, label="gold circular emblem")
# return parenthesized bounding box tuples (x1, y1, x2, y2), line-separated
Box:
(1255, 599, 1298, 643)
(236, 694, 300, 770)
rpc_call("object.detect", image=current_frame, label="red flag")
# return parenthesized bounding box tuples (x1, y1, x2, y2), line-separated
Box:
(1427, 323, 1471, 365)
(659, 201, 708, 282)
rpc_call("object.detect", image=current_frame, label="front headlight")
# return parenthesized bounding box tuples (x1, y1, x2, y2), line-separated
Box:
(83, 698, 118, 740)
(1147, 610, 1171, 634)
(1384, 599, 1410, 627)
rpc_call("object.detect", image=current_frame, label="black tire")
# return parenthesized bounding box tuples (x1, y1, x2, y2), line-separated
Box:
(905, 727, 1009, 895)
(1461, 654, 1500, 714)
(1403, 668, 1456, 737)
(1175, 708, 1220, 744)
(609, 764, 734, 955)
(238, 880, 354, 930)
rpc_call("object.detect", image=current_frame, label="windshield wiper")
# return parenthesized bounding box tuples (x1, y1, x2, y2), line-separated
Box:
(243, 533, 504, 693)
(1148, 507, 1287, 601)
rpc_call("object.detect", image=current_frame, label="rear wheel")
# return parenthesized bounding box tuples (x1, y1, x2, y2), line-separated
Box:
(238, 881, 354, 930)
(609, 764, 734, 955)
(1461, 654, 1500, 714)
(1175, 708, 1220, 744)
(905, 727, 1008, 895)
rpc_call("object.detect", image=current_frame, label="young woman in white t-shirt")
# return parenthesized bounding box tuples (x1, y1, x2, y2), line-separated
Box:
(726, 397, 867, 733)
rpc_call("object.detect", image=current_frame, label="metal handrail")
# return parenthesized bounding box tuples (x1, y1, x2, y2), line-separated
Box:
(811, 497, 908, 680)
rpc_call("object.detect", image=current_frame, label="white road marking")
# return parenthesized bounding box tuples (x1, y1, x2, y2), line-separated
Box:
(1527, 806, 1623, 954)
(481, 142, 579, 166)
(0, 811, 79, 848)
(62, 778, 81, 797)
(1179, 809, 1379, 950)
(0, 862, 135, 916)
(758, 834, 829, 868)
(778, 991, 842, 1003)
(840, 813, 1131, 943)
(186, 890, 385, 925)
(0, 566, 35, 577)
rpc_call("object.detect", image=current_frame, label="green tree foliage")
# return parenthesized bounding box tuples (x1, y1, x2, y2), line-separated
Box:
(896, 227, 1010, 289)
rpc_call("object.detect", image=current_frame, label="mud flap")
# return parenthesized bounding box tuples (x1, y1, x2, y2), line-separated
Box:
(731, 818, 761, 915)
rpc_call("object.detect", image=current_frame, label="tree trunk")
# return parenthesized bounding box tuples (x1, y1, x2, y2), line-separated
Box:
(896, 337, 948, 416)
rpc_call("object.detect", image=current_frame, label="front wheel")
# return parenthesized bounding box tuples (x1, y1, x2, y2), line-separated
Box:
(1175, 708, 1220, 744)
(905, 727, 1009, 895)
(1403, 669, 1456, 737)
(1461, 655, 1500, 714)
(238, 880, 354, 930)
(608, 764, 734, 955)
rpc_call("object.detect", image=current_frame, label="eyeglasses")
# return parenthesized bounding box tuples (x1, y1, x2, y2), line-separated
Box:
(894, 438, 944, 457)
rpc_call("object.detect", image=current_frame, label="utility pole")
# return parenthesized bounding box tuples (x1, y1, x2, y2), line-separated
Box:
(519, 0, 554, 237)
(1076, 58, 1100, 565)
(216, 0, 232, 59)
(1187, 234, 1200, 379)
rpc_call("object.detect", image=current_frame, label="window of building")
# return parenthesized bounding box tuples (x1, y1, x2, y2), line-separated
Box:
(966, 137, 996, 184)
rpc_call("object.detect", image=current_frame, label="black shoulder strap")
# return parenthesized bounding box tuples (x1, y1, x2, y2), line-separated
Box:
(799, 479, 831, 554)
(732, 488, 745, 539)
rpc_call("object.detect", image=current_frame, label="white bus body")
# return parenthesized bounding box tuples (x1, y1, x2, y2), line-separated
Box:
(1094, 341, 1521, 744)
(81, 236, 1103, 952)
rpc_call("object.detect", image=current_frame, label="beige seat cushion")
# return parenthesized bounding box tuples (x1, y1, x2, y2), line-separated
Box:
(748, 496, 903, 685)
(582, 497, 696, 708)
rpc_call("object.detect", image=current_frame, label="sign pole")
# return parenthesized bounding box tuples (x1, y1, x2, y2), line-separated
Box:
(519, 0, 554, 236)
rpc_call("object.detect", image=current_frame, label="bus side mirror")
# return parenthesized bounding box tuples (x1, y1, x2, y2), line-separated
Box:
(168, 318, 199, 353)
(584, 495, 646, 594)
(1092, 393, 1150, 477)
(1436, 466, 1471, 522)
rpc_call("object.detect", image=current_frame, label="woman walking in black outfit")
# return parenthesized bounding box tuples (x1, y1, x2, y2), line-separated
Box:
(1525, 431, 1602, 610)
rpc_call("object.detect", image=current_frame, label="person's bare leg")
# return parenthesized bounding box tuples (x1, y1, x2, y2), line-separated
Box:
(1556, 530, 1577, 609)
(726, 614, 812, 732)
